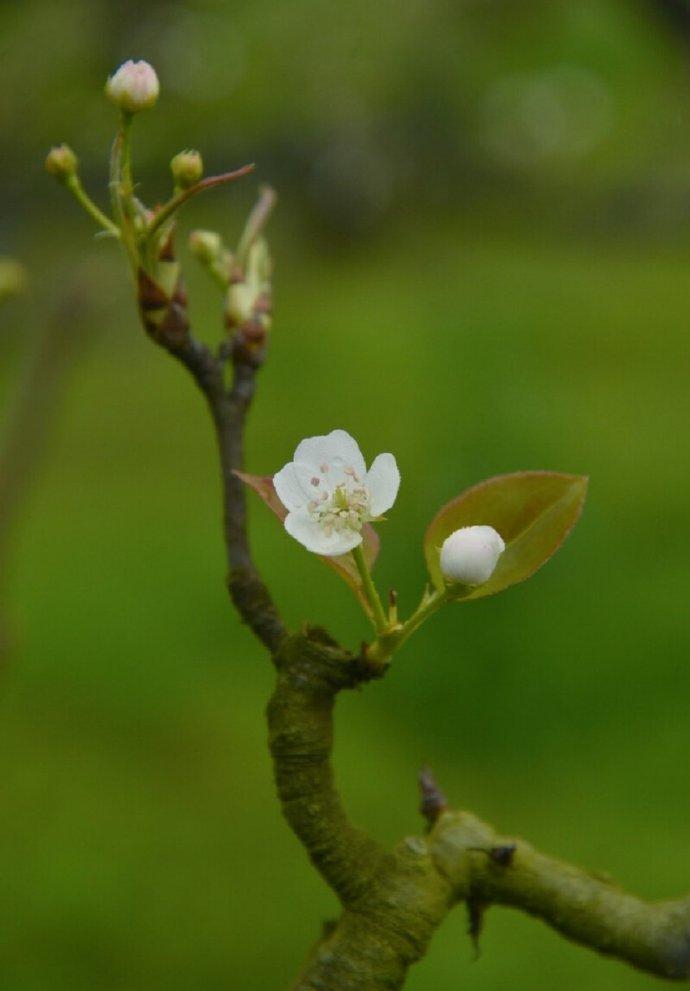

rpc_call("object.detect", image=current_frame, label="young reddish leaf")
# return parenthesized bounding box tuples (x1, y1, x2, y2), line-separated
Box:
(424, 471, 588, 600)
(235, 471, 380, 615)
(235, 472, 286, 520)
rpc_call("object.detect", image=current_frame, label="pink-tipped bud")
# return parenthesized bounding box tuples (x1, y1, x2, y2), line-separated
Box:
(171, 150, 203, 188)
(105, 60, 159, 114)
(44, 144, 78, 182)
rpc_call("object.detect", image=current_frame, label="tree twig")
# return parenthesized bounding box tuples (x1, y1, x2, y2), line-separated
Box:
(135, 190, 690, 990)
(137, 248, 284, 651)
(264, 630, 690, 988)
(430, 809, 690, 981)
(268, 627, 389, 902)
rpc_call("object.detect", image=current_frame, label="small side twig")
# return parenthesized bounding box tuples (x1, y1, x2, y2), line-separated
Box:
(139, 189, 284, 652)
(418, 765, 449, 827)
(235, 184, 277, 265)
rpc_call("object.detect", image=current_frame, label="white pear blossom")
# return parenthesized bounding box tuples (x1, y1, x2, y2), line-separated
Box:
(105, 60, 160, 113)
(273, 430, 400, 556)
(440, 526, 505, 585)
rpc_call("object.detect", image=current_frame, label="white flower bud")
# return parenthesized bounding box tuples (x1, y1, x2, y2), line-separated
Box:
(439, 526, 505, 585)
(105, 60, 159, 114)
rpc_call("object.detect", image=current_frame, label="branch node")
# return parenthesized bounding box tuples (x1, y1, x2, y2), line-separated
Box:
(489, 843, 517, 867)
(229, 326, 267, 368)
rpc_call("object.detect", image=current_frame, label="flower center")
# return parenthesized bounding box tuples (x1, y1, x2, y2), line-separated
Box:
(307, 466, 370, 538)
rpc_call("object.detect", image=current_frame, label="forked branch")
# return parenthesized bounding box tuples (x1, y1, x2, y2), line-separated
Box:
(143, 208, 690, 990)
(50, 63, 690, 989)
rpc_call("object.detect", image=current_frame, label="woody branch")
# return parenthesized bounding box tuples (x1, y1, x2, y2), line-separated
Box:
(46, 58, 690, 991)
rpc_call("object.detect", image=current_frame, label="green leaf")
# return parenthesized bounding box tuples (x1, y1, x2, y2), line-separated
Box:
(424, 471, 588, 600)
(235, 471, 381, 616)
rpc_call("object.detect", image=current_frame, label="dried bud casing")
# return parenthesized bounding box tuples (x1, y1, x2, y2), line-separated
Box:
(171, 150, 203, 188)
(45, 144, 78, 182)
(105, 60, 159, 113)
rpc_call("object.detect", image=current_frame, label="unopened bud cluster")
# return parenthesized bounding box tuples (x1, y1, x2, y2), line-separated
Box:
(46, 56, 274, 355)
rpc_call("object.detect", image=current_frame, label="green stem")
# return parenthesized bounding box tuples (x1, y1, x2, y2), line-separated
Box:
(144, 164, 255, 246)
(118, 113, 143, 254)
(235, 184, 277, 266)
(119, 111, 133, 197)
(351, 544, 387, 633)
(108, 133, 122, 225)
(396, 587, 448, 647)
(109, 120, 138, 271)
(65, 176, 119, 237)
(367, 583, 471, 662)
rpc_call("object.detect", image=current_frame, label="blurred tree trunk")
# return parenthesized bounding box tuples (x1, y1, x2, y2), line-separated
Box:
(648, 0, 690, 40)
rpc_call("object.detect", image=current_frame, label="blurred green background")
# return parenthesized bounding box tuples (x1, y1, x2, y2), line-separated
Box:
(2, 1, 690, 988)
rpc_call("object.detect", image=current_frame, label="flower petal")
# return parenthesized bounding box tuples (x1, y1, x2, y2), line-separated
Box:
(284, 511, 363, 556)
(294, 430, 366, 477)
(366, 453, 400, 517)
(273, 462, 315, 512)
